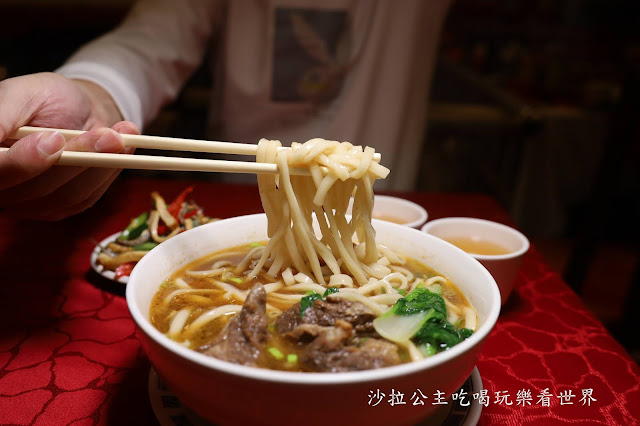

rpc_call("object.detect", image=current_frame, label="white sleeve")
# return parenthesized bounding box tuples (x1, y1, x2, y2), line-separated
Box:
(56, 0, 222, 129)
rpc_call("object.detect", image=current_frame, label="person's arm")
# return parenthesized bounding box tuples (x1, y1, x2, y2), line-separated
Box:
(0, 0, 222, 220)
(57, 0, 223, 129)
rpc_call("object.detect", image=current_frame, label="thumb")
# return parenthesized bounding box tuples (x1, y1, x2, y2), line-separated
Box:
(0, 131, 65, 191)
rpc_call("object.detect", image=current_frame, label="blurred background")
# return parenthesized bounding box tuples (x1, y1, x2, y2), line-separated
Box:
(1, 0, 638, 359)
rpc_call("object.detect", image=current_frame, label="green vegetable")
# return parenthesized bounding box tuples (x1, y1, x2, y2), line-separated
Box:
(417, 343, 437, 357)
(413, 322, 473, 350)
(286, 354, 298, 364)
(299, 287, 340, 318)
(395, 286, 446, 317)
(120, 212, 149, 240)
(160, 280, 171, 289)
(132, 241, 158, 251)
(268, 347, 284, 360)
(428, 283, 442, 295)
(300, 293, 323, 318)
(372, 307, 431, 343)
(250, 242, 264, 248)
(372, 286, 473, 353)
(397, 288, 407, 296)
(230, 277, 243, 284)
(324, 287, 339, 297)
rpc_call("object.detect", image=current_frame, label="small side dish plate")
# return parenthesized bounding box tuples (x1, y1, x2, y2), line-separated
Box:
(90, 232, 129, 284)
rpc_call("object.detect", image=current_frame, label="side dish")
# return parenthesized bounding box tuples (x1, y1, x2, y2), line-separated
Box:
(96, 187, 217, 280)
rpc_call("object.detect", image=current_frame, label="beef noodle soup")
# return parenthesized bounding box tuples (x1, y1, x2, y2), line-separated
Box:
(150, 242, 476, 372)
(148, 138, 477, 372)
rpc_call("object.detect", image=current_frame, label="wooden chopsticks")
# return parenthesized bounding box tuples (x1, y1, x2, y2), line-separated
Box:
(4, 126, 381, 176)
(11, 126, 263, 155)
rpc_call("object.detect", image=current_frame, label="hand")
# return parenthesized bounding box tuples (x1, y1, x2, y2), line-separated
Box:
(0, 72, 140, 220)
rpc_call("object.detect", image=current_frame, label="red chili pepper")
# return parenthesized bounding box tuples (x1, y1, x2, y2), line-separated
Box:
(167, 186, 194, 218)
(157, 224, 168, 235)
(114, 262, 136, 280)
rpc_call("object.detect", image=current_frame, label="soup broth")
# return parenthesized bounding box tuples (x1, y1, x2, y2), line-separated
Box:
(373, 214, 407, 224)
(443, 236, 511, 256)
(150, 242, 477, 372)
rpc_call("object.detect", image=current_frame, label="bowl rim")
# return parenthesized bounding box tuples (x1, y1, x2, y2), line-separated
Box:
(126, 213, 501, 385)
(421, 217, 530, 261)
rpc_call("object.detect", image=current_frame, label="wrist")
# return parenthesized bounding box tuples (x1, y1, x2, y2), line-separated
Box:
(71, 79, 124, 127)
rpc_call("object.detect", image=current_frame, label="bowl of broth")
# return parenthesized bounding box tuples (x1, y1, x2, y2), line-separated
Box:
(348, 195, 428, 229)
(421, 218, 530, 305)
(126, 214, 500, 426)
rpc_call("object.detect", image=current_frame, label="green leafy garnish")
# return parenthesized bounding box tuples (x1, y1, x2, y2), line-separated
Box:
(397, 288, 407, 296)
(323, 287, 339, 297)
(300, 294, 323, 318)
(395, 287, 447, 317)
(300, 287, 340, 318)
(413, 322, 473, 349)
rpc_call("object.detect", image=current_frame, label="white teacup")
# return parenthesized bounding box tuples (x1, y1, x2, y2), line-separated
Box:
(422, 217, 530, 305)
(348, 195, 428, 229)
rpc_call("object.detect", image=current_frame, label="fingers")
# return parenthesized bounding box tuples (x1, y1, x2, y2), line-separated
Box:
(0, 131, 65, 191)
(111, 121, 140, 154)
(0, 120, 141, 219)
(6, 167, 122, 221)
(111, 121, 139, 135)
(0, 127, 125, 204)
(65, 127, 126, 153)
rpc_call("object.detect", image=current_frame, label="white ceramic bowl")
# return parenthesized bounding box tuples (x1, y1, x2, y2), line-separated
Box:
(422, 217, 530, 305)
(348, 195, 428, 229)
(127, 214, 500, 426)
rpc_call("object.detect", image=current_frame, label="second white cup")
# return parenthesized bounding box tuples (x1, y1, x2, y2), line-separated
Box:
(422, 217, 530, 305)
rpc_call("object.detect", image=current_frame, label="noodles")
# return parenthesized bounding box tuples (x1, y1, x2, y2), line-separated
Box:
(251, 139, 389, 285)
(149, 138, 477, 368)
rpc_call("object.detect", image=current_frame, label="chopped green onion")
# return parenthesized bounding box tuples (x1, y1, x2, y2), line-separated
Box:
(230, 277, 243, 284)
(161, 280, 171, 289)
(286, 354, 298, 364)
(250, 242, 264, 248)
(268, 347, 284, 360)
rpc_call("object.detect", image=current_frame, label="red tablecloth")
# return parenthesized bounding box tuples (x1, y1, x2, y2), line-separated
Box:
(0, 177, 638, 425)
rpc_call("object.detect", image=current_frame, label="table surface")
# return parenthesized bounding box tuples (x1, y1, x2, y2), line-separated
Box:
(0, 176, 638, 426)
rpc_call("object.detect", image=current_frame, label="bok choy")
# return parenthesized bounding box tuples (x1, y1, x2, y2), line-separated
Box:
(373, 285, 473, 356)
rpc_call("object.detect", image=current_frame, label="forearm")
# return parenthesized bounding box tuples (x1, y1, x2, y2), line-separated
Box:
(57, 0, 223, 129)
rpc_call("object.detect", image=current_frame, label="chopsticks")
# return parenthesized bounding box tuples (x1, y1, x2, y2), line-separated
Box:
(11, 126, 261, 156)
(0, 147, 309, 175)
(5, 126, 381, 176)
